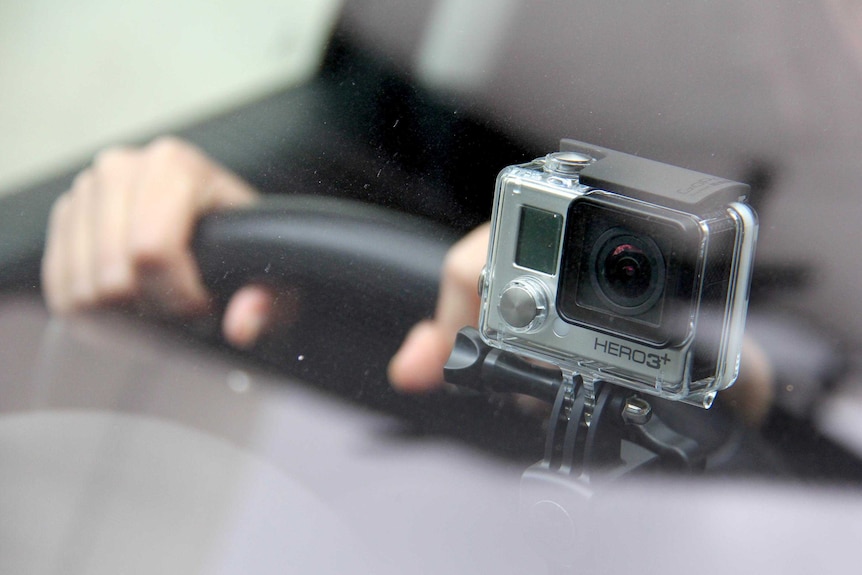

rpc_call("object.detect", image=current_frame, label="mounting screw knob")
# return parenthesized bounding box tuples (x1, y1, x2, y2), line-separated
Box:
(621, 396, 653, 425)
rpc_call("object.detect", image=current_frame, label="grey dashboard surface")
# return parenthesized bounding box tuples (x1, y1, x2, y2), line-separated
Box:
(2, 294, 862, 574)
(0, 295, 532, 574)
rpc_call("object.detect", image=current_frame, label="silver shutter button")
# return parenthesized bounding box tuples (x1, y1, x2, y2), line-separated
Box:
(499, 278, 548, 331)
(542, 151, 592, 176)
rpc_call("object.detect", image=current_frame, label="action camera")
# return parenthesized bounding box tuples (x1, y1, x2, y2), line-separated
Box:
(478, 139, 757, 408)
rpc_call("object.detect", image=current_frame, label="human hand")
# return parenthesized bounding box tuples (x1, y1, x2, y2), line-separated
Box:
(388, 223, 490, 392)
(42, 137, 276, 348)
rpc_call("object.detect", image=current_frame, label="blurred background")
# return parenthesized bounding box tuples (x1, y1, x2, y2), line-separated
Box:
(0, 0, 340, 193)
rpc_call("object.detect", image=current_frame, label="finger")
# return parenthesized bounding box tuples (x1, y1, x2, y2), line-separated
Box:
(197, 159, 259, 211)
(720, 335, 776, 427)
(222, 284, 279, 349)
(146, 137, 258, 212)
(42, 193, 74, 312)
(68, 171, 98, 308)
(129, 138, 212, 313)
(92, 147, 140, 302)
(388, 223, 491, 392)
(387, 320, 454, 392)
(130, 137, 260, 315)
(433, 222, 490, 336)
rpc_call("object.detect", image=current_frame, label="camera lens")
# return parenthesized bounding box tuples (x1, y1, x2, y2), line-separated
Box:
(604, 243, 651, 296)
(591, 229, 665, 314)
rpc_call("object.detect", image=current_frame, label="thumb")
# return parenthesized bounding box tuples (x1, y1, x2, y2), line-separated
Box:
(221, 284, 278, 349)
(388, 320, 454, 393)
(388, 223, 491, 393)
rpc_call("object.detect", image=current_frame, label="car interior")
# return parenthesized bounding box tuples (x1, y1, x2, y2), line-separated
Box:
(1, 1, 861, 573)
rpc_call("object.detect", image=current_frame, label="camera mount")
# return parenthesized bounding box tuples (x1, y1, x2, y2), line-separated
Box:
(445, 327, 706, 572)
(445, 327, 705, 487)
(449, 139, 752, 570)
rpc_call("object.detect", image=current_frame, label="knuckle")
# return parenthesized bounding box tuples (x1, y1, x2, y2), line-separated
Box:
(93, 146, 135, 172)
(47, 192, 73, 225)
(128, 238, 163, 268)
(147, 136, 199, 166)
(128, 231, 178, 270)
(149, 135, 183, 152)
(70, 169, 94, 193)
(70, 179, 97, 208)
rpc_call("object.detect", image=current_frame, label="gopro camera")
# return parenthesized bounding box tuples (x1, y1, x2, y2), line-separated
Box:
(478, 140, 757, 408)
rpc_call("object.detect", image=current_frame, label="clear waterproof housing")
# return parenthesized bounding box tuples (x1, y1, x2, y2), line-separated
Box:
(478, 140, 758, 408)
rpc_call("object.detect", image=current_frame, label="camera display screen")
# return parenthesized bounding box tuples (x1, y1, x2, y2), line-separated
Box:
(557, 196, 699, 345)
(515, 206, 563, 275)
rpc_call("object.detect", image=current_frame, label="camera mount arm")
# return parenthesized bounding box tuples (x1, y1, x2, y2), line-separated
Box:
(444, 327, 705, 481)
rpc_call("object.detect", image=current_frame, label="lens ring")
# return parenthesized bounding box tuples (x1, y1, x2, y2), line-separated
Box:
(589, 228, 666, 316)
